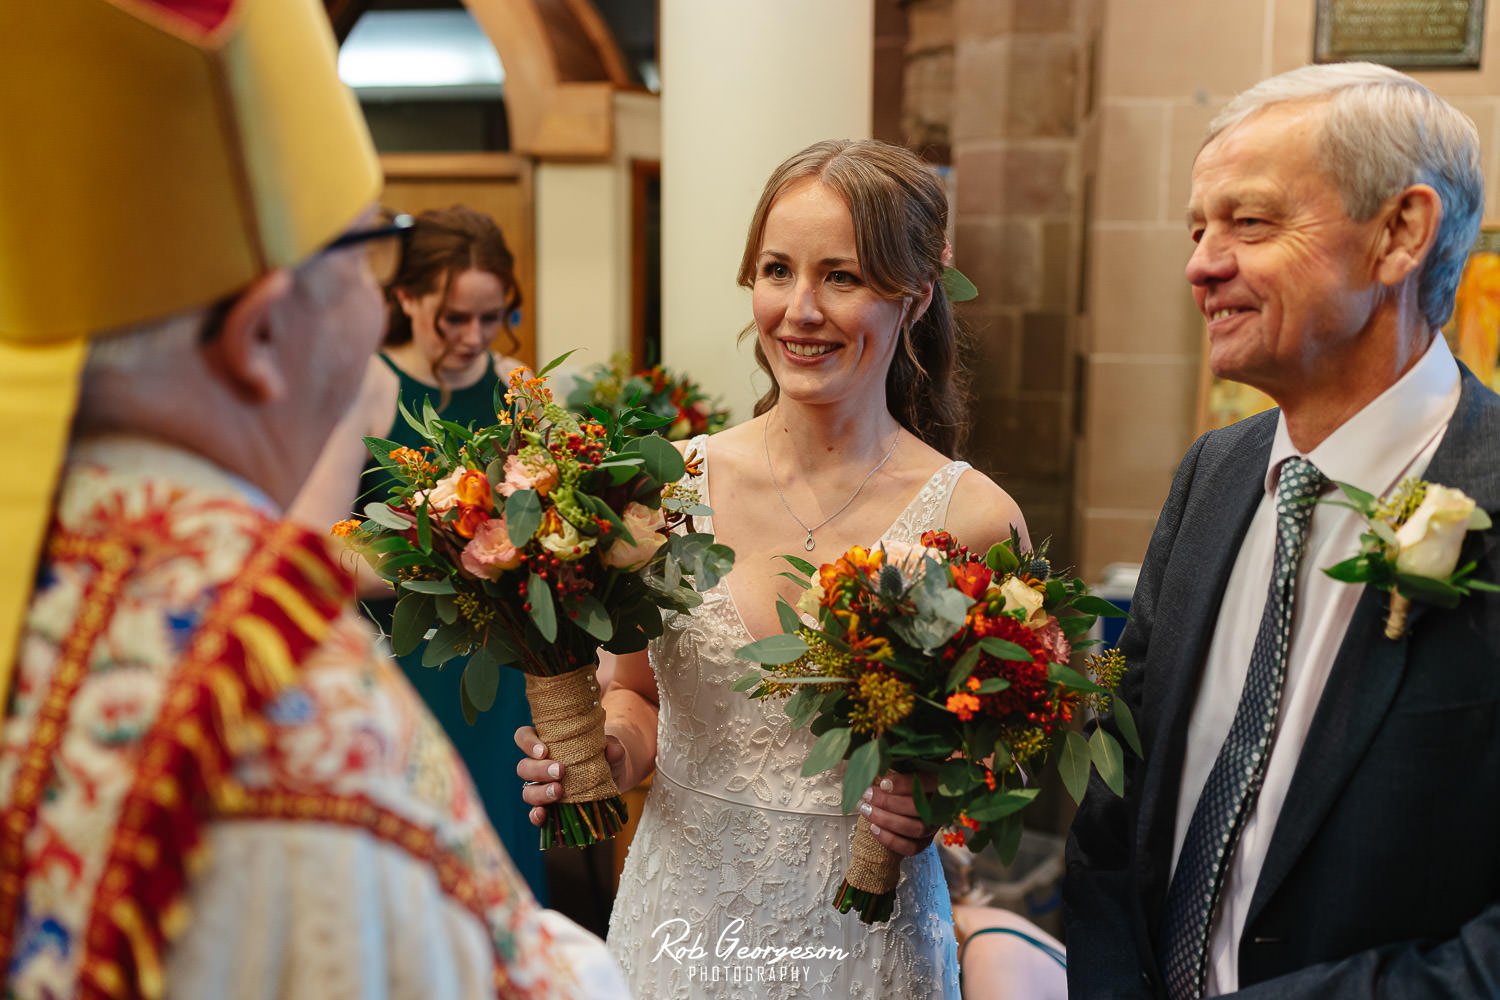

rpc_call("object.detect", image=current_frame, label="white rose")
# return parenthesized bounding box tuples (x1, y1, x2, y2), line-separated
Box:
(602, 502, 667, 570)
(999, 575, 1046, 624)
(796, 577, 826, 616)
(1393, 485, 1491, 579)
(539, 514, 597, 562)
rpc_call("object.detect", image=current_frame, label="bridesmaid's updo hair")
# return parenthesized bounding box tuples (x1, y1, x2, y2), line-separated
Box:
(384, 204, 522, 361)
(737, 139, 968, 457)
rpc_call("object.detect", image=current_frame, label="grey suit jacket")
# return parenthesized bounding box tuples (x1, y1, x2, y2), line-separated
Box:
(1064, 367, 1500, 998)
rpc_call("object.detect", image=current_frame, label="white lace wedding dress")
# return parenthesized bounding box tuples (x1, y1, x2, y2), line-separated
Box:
(608, 437, 966, 998)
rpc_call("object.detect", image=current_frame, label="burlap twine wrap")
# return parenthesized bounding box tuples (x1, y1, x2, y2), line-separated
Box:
(844, 815, 902, 894)
(524, 666, 620, 803)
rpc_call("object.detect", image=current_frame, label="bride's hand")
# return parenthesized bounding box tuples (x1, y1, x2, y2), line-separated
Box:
(862, 773, 941, 857)
(514, 725, 629, 827)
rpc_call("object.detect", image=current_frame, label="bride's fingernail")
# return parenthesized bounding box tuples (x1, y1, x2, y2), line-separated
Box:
(532, 744, 546, 757)
(547, 763, 561, 779)
(548, 784, 558, 800)
(869, 824, 882, 836)
(859, 802, 873, 817)
(862, 788, 873, 803)
(879, 778, 894, 792)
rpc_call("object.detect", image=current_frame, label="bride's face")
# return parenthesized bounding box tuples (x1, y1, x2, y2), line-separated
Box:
(751, 178, 910, 410)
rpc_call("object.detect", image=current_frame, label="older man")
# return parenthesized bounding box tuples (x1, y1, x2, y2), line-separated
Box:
(0, 1, 626, 996)
(1065, 63, 1498, 998)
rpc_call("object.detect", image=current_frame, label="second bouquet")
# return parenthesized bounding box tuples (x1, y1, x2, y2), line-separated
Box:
(341, 358, 733, 849)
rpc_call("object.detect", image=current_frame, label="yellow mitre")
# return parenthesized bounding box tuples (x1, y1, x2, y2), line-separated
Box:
(0, 0, 380, 703)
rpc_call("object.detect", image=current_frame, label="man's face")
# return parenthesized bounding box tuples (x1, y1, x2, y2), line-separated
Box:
(1185, 102, 1386, 401)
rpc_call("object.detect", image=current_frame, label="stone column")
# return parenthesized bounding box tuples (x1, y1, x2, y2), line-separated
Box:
(658, 0, 874, 422)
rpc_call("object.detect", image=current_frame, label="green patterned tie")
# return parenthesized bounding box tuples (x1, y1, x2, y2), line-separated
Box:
(1161, 456, 1328, 999)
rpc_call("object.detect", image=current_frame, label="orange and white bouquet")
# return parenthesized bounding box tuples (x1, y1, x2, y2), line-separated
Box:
(735, 530, 1134, 922)
(338, 357, 733, 848)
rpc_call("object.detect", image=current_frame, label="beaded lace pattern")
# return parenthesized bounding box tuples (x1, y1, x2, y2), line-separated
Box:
(608, 435, 969, 998)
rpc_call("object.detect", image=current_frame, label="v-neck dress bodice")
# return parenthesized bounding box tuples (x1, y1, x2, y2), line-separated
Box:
(607, 436, 968, 998)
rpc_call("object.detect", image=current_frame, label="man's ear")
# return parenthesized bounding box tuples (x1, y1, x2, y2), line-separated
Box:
(1374, 184, 1443, 287)
(201, 268, 295, 403)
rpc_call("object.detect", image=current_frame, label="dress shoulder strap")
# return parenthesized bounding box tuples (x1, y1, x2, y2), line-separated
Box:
(884, 460, 971, 542)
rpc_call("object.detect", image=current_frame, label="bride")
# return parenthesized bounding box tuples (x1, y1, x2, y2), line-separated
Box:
(518, 138, 1029, 997)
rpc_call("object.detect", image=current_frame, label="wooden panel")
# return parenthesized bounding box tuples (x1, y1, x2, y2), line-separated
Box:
(379, 153, 538, 367)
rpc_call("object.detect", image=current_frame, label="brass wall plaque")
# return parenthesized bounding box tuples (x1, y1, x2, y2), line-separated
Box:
(1315, 0, 1486, 68)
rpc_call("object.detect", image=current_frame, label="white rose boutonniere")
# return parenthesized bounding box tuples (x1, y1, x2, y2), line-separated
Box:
(1323, 478, 1499, 639)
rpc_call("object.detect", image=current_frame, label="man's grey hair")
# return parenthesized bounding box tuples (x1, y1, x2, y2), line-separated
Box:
(1205, 62, 1483, 329)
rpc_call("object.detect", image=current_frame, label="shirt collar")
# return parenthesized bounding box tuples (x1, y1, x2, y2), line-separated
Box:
(1264, 334, 1460, 497)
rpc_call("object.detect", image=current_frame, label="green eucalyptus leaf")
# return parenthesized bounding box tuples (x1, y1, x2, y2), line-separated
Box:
(363, 502, 411, 532)
(635, 434, 687, 484)
(776, 599, 804, 634)
(401, 578, 456, 595)
(841, 739, 885, 815)
(435, 594, 459, 625)
(979, 637, 1034, 662)
(1058, 730, 1092, 804)
(1049, 662, 1109, 694)
(1070, 595, 1128, 619)
(570, 593, 614, 642)
(421, 621, 470, 668)
(1114, 697, 1144, 758)
(1089, 728, 1125, 796)
(965, 787, 1039, 822)
(946, 645, 983, 691)
(505, 490, 542, 547)
(527, 572, 557, 641)
(735, 633, 809, 664)
(801, 726, 852, 777)
(390, 592, 433, 657)
(992, 813, 1024, 865)
(462, 647, 501, 713)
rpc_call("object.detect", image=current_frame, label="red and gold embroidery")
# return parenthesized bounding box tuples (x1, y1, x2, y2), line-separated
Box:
(0, 533, 135, 970)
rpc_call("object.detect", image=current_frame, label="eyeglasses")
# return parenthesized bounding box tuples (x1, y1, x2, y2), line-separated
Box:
(199, 211, 414, 342)
(321, 210, 414, 286)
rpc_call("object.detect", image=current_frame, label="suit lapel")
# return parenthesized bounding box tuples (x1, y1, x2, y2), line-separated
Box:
(1136, 416, 1275, 937)
(1248, 368, 1500, 923)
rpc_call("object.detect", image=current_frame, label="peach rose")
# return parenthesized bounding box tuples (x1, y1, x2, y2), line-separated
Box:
(498, 452, 560, 498)
(602, 502, 667, 570)
(1000, 575, 1046, 624)
(412, 468, 463, 514)
(461, 516, 524, 579)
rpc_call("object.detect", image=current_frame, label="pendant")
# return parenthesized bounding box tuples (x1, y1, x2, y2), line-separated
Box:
(804, 532, 816, 551)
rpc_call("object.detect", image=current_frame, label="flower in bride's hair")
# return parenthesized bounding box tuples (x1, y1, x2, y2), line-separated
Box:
(461, 516, 524, 579)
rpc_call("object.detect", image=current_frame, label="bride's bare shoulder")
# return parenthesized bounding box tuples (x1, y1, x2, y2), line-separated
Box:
(946, 466, 1030, 554)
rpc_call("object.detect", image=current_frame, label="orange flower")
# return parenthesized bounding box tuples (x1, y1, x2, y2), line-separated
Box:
(942, 830, 967, 847)
(950, 562, 993, 600)
(958, 813, 980, 832)
(965, 675, 981, 692)
(456, 469, 491, 508)
(452, 504, 491, 539)
(330, 518, 361, 537)
(984, 768, 997, 791)
(946, 691, 981, 722)
(388, 446, 423, 466)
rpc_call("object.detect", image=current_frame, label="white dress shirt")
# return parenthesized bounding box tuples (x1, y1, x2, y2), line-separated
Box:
(1170, 335, 1461, 995)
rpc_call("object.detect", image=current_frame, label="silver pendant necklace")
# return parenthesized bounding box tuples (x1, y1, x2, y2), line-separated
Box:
(763, 415, 901, 551)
